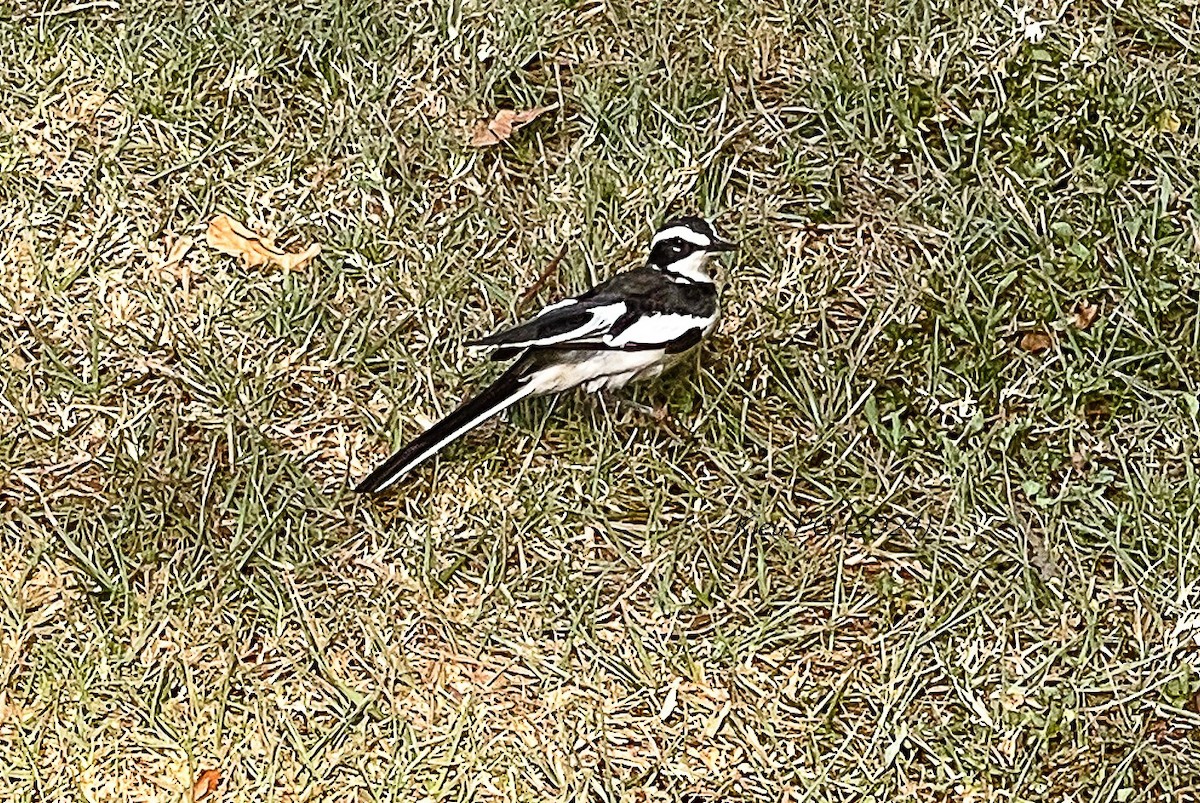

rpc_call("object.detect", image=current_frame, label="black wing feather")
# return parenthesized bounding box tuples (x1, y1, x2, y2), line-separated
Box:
(468, 303, 606, 348)
(471, 266, 717, 354)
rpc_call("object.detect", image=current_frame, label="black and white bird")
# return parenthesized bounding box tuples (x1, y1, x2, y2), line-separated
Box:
(354, 216, 737, 493)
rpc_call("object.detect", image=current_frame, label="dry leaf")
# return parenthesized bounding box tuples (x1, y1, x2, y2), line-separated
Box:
(158, 235, 196, 289)
(469, 105, 557, 147)
(161, 235, 194, 269)
(701, 700, 731, 738)
(1157, 109, 1182, 134)
(658, 680, 679, 722)
(205, 214, 321, 272)
(1018, 331, 1053, 353)
(192, 769, 220, 802)
(1071, 300, 1099, 330)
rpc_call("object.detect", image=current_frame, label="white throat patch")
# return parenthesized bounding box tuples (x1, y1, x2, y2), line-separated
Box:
(662, 250, 713, 283)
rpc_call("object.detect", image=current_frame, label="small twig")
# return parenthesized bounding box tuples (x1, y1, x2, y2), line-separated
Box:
(516, 242, 569, 312)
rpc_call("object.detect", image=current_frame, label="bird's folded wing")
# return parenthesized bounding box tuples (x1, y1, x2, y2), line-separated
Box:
(474, 304, 710, 353)
(469, 299, 628, 349)
(471, 268, 713, 352)
(583, 311, 711, 350)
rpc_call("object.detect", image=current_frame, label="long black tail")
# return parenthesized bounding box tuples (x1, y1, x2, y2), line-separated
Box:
(355, 358, 539, 493)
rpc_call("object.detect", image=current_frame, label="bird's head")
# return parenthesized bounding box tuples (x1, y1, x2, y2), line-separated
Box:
(647, 216, 738, 282)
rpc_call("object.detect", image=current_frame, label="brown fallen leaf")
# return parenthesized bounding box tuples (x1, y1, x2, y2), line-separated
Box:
(1157, 108, 1181, 134)
(469, 104, 557, 147)
(1018, 330, 1053, 353)
(1070, 299, 1099, 330)
(192, 769, 220, 802)
(205, 214, 321, 272)
(162, 235, 195, 269)
(157, 235, 197, 290)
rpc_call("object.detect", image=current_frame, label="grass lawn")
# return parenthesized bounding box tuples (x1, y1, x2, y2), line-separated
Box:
(2, 0, 1200, 799)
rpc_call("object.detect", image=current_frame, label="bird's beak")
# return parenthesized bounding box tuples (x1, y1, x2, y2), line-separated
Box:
(708, 237, 738, 253)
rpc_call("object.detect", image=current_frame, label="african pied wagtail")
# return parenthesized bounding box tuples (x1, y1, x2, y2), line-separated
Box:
(355, 216, 737, 493)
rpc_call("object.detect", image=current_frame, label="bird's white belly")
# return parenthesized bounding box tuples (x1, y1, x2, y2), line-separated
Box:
(526, 350, 668, 394)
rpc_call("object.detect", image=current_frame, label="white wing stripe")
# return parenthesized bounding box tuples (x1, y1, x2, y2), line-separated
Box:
(602, 312, 712, 348)
(538, 298, 578, 313)
(496, 302, 628, 348)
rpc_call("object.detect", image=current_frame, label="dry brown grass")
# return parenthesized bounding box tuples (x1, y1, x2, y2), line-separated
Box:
(3, 0, 1200, 800)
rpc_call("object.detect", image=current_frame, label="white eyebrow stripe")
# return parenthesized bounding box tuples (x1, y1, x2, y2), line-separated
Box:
(651, 226, 711, 248)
